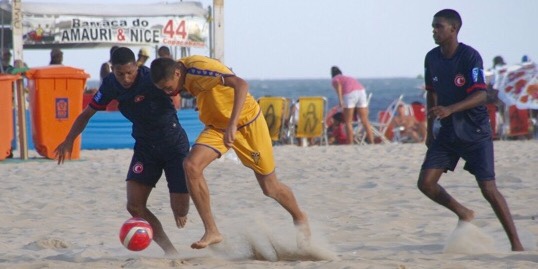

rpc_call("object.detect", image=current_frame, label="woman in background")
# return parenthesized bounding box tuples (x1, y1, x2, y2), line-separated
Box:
(331, 66, 374, 144)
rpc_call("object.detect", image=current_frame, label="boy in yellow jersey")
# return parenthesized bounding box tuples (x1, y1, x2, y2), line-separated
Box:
(150, 56, 310, 249)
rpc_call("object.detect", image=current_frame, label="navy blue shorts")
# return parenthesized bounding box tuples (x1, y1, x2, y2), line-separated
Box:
(421, 132, 495, 181)
(126, 132, 190, 193)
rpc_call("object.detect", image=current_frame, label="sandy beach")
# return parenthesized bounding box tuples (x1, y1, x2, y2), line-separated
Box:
(1, 140, 538, 268)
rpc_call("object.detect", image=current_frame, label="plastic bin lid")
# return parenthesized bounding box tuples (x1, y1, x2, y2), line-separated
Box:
(25, 65, 90, 79)
(0, 74, 22, 81)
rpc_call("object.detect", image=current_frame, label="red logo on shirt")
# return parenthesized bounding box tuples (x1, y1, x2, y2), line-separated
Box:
(132, 162, 144, 174)
(134, 95, 145, 103)
(454, 74, 466, 87)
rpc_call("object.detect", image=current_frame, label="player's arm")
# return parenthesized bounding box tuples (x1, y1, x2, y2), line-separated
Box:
(222, 75, 249, 147)
(55, 106, 97, 164)
(424, 90, 438, 147)
(446, 90, 487, 114)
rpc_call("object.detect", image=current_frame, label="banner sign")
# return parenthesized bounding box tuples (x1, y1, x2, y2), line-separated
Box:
(22, 15, 209, 48)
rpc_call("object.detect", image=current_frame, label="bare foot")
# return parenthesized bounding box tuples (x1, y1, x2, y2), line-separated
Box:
(512, 245, 524, 251)
(294, 214, 311, 249)
(191, 232, 223, 249)
(176, 215, 187, 228)
(458, 208, 475, 222)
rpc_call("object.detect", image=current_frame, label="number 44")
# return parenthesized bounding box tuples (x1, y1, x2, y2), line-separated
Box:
(163, 19, 187, 39)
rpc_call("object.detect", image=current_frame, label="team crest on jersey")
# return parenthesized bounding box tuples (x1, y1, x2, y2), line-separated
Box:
(454, 74, 466, 87)
(472, 67, 483, 83)
(132, 162, 144, 174)
(251, 152, 260, 165)
(134, 95, 145, 103)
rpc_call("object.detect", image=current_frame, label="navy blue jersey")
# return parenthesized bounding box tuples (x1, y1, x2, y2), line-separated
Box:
(424, 43, 491, 142)
(90, 67, 183, 144)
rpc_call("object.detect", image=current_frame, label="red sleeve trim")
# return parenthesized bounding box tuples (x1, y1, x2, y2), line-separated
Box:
(425, 85, 434, 91)
(89, 100, 107, 111)
(466, 83, 487, 94)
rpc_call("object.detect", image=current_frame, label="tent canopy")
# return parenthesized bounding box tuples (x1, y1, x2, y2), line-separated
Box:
(0, 0, 210, 49)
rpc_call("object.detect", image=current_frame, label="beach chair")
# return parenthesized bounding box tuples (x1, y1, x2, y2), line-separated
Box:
(390, 101, 425, 143)
(295, 96, 329, 146)
(500, 105, 531, 139)
(257, 96, 291, 144)
(355, 94, 402, 144)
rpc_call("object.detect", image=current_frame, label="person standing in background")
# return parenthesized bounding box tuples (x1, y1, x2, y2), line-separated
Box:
(1, 48, 13, 73)
(158, 46, 172, 59)
(100, 45, 119, 83)
(330, 66, 374, 144)
(137, 47, 150, 67)
(49, 48, 63, 65)
(417, 9, 524, 251)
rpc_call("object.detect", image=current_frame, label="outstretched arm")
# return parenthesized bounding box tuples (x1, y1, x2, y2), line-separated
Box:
(55, 106, 97, 164)
(222, 75, 249, 147)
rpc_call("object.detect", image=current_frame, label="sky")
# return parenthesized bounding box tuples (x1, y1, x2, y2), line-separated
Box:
(15, 0, 538, 80)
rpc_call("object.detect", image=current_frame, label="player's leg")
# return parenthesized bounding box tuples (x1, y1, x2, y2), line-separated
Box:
(182, 144, 221, 249)
(465, 141, 523, 251)
(477, 180, 524, 251)
(126, 180, 178, 255)
(170, 193, 189, 228)
(255, 171, 310, 245)
(163, 142, 191, 229)
(238, 115, 310, 246)
(417, 168, 475, 221)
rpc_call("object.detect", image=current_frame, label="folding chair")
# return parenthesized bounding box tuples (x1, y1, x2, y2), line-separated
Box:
(295, 96, 329, 146)
(257, 96, 291, 144)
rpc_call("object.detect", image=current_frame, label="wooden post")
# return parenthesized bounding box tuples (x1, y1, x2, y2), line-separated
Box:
(213, 0, 224, 63)
(12, 0, 28, 160)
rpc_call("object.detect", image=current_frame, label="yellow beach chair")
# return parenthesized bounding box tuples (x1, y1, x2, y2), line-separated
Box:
(258, 96, 291, 143)
(295, 96, 328, 146)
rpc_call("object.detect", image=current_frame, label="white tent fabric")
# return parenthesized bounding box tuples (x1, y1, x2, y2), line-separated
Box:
(0, 1, 210, 49)
(0, 1, 207, 19)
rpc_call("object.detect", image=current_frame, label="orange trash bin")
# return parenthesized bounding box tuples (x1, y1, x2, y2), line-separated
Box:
(25, 66, 90, 160)
(0, 74, 21, 161)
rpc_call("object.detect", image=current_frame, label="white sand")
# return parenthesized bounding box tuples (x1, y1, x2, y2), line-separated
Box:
(1, 140, 538, 268)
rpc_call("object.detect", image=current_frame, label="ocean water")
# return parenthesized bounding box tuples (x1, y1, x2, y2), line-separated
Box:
(18, 77, 425, 151)
(87, 77, 426, 121)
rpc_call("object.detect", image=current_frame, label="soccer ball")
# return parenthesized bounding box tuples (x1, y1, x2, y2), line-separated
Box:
(119, 217, 153, 251)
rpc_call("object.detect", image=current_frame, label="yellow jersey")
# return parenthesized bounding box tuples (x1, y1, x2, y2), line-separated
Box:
(179, 55, 259, 130)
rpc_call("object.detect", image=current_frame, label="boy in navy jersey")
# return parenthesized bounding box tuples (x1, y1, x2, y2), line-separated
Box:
(418, 9, 524, 251)
(55, 47, 190, 256)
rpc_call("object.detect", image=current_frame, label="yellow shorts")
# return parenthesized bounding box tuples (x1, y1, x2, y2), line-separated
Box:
(195, 114, 275, 175)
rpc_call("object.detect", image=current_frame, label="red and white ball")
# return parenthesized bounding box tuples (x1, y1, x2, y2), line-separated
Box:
(119, 217, 153, 251)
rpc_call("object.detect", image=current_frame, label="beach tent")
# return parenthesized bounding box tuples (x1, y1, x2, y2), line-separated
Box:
(495, 62, 538, 109)
(0, 0, 212, 50)
(0, 0, 224, 159)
